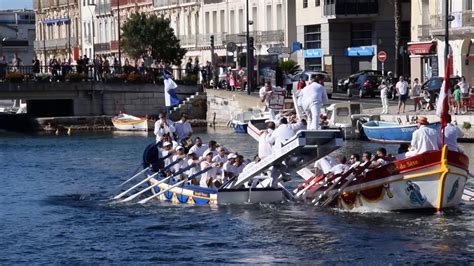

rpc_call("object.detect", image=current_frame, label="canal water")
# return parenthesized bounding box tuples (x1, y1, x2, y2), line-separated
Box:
(0, 128, 473, 264)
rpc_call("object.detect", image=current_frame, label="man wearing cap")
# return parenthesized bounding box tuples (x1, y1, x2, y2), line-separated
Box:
(160, 141, 175, 169)
(154, 113, 176, 143)
(186, 151, 202, 185)
(188, 137, 208, 158)
(408, 116, 441, 156)
(222, 153, 239, 182)
(174, 113, 193, 143)
(212, 146, 228, 164)
(200, 152, 217, 188)
(172, 146, 189, 174)
(300, 74, 328, 130)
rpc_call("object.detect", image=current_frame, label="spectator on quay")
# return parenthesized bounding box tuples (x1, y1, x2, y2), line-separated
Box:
(185, 58, 193, 76)
(396, 75, 409, 114)
(284, 71, 293, 98)
(113, 57, 119, 72)
(76, 56, 84, 74)
(94, 56, 103, 81)
(458, 76, 470, 114)
(411, 78, 422, 112)
(11, 53, 22, 72)
(32, 56, 40, 74)
(0, 55, 7, 79)
(453, 85, 461, 115)
(193, 58, 200, 75)
(229, 72, 236, 91)
(379, 80, 389, 114)
(49, 57, 59, 80)
(103, 58, 110, 80)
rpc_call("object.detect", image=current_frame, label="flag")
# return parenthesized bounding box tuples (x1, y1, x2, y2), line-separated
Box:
(163, 71, 179, 107)
(436, 47, 453, 129)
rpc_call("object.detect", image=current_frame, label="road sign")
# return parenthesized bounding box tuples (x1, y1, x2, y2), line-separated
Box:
(377, 51, 387, 62)
(267, 46, 292, 54)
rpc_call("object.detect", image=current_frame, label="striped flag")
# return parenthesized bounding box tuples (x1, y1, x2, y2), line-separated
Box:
(436, 47, 453, 129)
(163, 71, 180, 107)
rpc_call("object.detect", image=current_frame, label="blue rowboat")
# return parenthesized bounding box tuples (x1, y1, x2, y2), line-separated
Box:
(229, 120, 248, 133)
(362, 121, 441, 144)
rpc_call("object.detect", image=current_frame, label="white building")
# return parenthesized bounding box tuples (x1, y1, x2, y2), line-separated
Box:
(80, 0, 95, 60)
(0, 9, 36, 65)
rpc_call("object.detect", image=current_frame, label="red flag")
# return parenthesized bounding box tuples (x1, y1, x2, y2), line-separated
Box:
(436, 49, 452, 129)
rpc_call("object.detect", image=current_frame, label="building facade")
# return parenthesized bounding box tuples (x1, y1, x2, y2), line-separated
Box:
(0, 9, 36, 65)
(295, 0, 410, 84)
(410, 0, 474, 85)
(33, 0, 81, 65)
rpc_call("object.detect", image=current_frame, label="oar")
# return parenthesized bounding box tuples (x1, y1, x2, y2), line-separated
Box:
(138, 166, 213, 204)
(295, 175, 326, 198)
(113, 158, 183, 200)
(118, 166, 151, 187)
(118, 153, 173, 187)
(318, 174, 357, 207)
(119, 162, 195, 202)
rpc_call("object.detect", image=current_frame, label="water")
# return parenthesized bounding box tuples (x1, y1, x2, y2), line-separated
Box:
(1, 128, 473, 264)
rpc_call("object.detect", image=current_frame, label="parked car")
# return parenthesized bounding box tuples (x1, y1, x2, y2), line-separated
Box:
(337, 70, 383, 92)
(347, 74, 383, 98)
(421, 76, 462, 106)
(291, 70, 333, 99)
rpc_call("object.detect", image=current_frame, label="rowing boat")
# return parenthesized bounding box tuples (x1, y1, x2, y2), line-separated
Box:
(112, 113, 148, 131)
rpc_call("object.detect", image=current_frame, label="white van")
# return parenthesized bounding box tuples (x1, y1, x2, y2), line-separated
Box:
(291, 71, 333, 99)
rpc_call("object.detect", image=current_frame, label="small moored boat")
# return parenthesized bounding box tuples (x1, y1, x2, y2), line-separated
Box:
(362, 121, 441, 143)
(112, 113, 148, 131)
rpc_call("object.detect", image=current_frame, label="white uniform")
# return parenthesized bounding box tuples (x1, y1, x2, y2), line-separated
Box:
(212, 154, 228, 164)
(258, 129, 274, 159)
(174, 120, 193, 142)
(300, 82, 328, 129)
(328, 163, 349, 175)
(442, 123, 464, 152)
(189, 144, 208, 158)
(172, 154, 188, 173)
(223, 161, 239, 180)
(199, 161, 217, 188)
(268, 123, 297, 150)
(410, 125, 441, 154)
(154, 119, 176, 143)
(314, 156, 335, 175)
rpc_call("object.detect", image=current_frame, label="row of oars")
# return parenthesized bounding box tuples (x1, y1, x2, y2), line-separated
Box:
(113, 157, 212, 204)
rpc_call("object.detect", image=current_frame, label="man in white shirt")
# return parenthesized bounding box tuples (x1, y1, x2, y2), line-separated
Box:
(268, 117, 297, 150)
(327, 156, 349, 175)
(259, 81, 276, 119)
(172, 146, 189, 175)
(439, 115, 464, 152)
(174, 113, 193, 143)
(154, 113, 176, 143)
(408, 116, 440, 156)
(300, 74, 328, 130)
(314, 155, 336, 176)
(188, 137, 208, 158)
(222, 153, 239, 182)
(396, 76, 409, 114)
(258, 121, 275, 159)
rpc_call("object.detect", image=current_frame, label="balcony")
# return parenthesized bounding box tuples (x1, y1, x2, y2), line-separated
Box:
(203, 0, 225, 4)
(34, 0, 76, 10)
(430, 11, 474, 37)
(153, 0, 199, 9)
(111, 0, 151, 7)
(324, 0, 378, 18)
(34, 37, 78, 50)
(417, 24, 431, 40)
(94, 42, 111, 53)
(225, 30, 284, 44)
(96, 3, 112, 15)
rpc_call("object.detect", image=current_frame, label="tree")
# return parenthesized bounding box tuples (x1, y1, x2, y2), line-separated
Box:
(278, 59, 301, 75)
(121, 13, 187, 66)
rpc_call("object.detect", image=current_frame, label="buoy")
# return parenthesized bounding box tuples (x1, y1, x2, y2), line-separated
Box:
(67, 128, 72, 135)
(55, 129, 59, 136)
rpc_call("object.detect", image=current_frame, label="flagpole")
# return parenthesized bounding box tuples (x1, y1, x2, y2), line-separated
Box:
(444, 0, 449, 65)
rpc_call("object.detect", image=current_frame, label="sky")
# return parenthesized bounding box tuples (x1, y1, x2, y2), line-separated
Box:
(0, 0, 33, 10)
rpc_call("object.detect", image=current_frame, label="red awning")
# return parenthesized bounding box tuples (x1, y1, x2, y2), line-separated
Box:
(408, 43, 436, 55)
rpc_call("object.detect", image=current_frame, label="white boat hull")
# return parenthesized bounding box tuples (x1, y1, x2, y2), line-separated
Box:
(112, 114, 148, 131)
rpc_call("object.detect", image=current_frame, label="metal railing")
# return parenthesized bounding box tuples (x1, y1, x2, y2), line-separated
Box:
(431, 11, 474, 30)
(154, 0, 199, 8)
(225, 30, 284, 44)
(34, 37, 78, 50)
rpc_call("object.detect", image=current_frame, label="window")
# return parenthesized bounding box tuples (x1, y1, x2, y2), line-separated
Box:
(276, 4, 282, 30)
(266, 5, 272, 30)
(305, 58, 322, 71)
(304, 24, 321, 49)
(351, 23, 372, 46)
(205, 12, 210, 33)
(315, 0, 320, 6)
(303, 0, 308, 8)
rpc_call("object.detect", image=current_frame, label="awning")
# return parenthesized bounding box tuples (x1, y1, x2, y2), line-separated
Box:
(407, 42, 436, 55)
(303, 49, 323, 58)
(43, 17, 70, 25)
(345, 46, 374, 57)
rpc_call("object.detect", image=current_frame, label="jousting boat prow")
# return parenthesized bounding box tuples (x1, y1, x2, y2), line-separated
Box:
(299, 145, 469, 211)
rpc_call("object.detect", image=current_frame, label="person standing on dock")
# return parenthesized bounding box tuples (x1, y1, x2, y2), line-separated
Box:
(259, 80, 276, 119)
(300, 74, 328, 130)
(379, 81, 389, 114)
(396, 76, 409, 114)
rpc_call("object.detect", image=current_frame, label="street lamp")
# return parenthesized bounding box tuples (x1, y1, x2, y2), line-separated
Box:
(0, 37, 6, 56)
(87, 3, 96, 61)
(246, 0, 254, 95)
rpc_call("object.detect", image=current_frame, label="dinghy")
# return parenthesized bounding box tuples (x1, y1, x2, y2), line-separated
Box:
(112, 113, 148, 131)
(362, 121, 441, 143)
